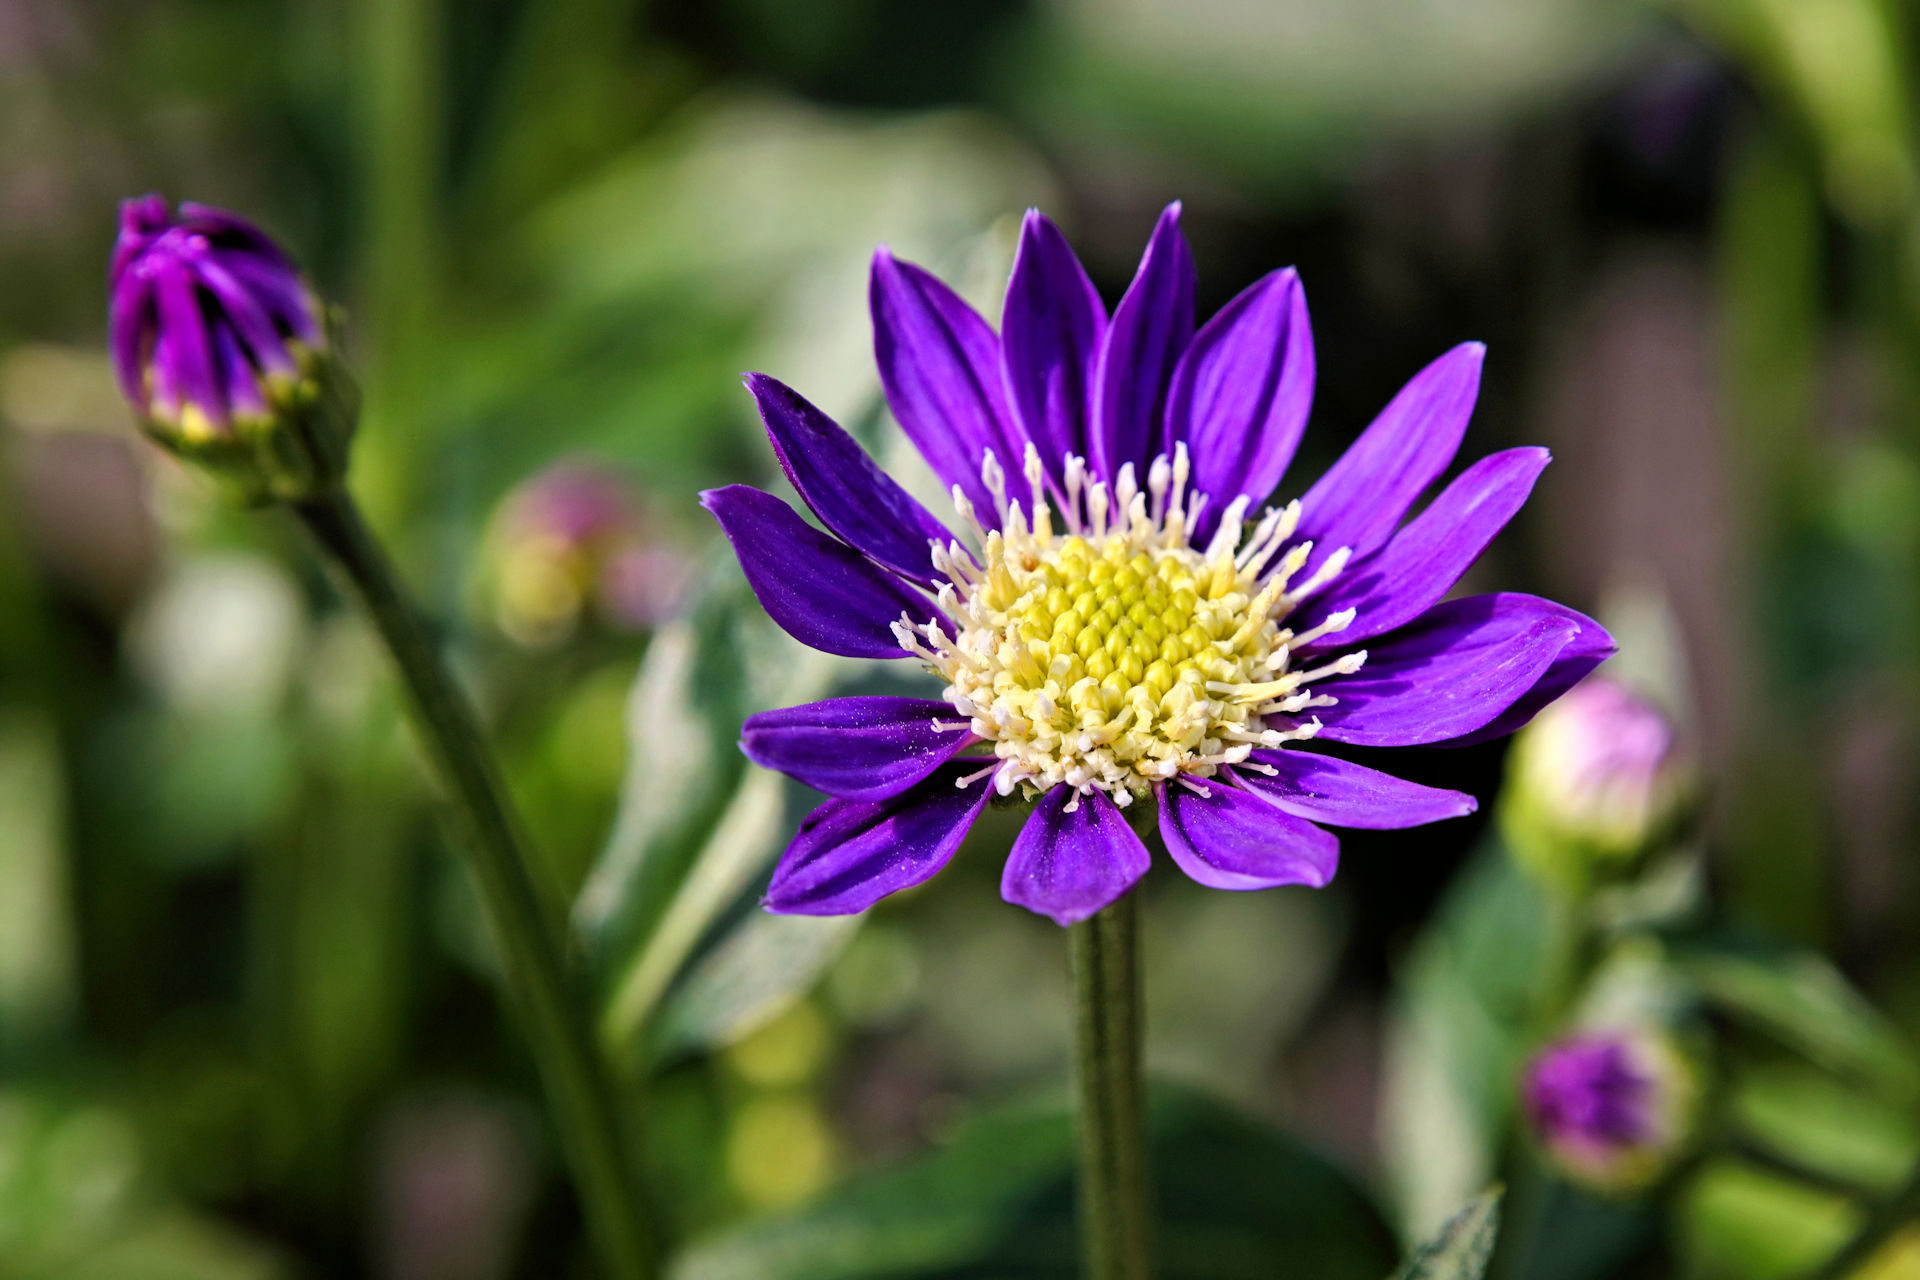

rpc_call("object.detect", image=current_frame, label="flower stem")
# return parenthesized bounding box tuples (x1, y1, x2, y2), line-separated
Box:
(1802, 1158, 1920, 1280)
(1070, 892, 1153, 1280)
(291, 488, 655, 1280)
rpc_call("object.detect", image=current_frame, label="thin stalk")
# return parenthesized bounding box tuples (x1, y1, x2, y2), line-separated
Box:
(1802, 1159, 1920, 1280)
(1070, 892, 1152, 1280)
(291, 488, 654, 1280)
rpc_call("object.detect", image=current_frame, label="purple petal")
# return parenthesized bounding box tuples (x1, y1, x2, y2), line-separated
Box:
(218, 253, 321, 344)
(178, 201, 300, 273)
(870, 249, 1020, 521)
(109, 271, 156, 408)
(1444, 604, 1616, 746)
(1310, 593, 1580, 747)
(1158, 779, 1340, 891)
(1239, 750, 1476, 829)
(1001, 210, 1107, 492)
(746, 373, 956, 587)
(740, 696, 975, 801)
(1164, 268, 1314, 534)
(111, 194, 170, 287)
(151, 259, 222, 423)
(1092, 202, 1194, 483)
(764, 759, 992, 915)
(211, 322, 266, 419)
(700, 485, 932, 660)
(1297, 447, 1550, 646)
(1294, 343, 1485, 576)
(1000, 787, 1151, 926)
(194, 256, 298, 376)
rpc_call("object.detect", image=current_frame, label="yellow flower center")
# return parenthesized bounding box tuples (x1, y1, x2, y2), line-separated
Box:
(895, 445, 1367, 805)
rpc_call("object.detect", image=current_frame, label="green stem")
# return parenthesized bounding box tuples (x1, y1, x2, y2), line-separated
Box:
(1803, 1159, 1920, 1280)
(1070, 892, 1152, 1280)
(1527, 889, 1587, 1032)
(291, 488, 655, 1280)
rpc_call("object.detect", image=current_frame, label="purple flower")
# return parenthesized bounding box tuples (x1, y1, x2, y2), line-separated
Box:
(485, 460, 690, 646)
(1505, 677, 1694, 880)
(1523, 1030, 1692, 1191)
(108, 195, 355, 499)
(110, 195, 323, 440)
(707, 203, 1614, 926)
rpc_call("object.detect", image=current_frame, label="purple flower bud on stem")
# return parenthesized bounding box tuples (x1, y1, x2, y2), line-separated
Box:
(1523, 1029, 1694, 1192)
(109, 195, 356, 500)
(483, 461, 690, 647)
(1502, 676, 1695, 890)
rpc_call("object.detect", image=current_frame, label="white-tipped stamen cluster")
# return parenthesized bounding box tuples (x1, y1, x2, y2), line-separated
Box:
(894, 443, 1364, 807)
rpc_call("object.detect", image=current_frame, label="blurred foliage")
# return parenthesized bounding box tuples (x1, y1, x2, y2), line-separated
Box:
(1395, 1189, 1504, 1280)
(8, 0, 1920, 1275)
(668, 1086, 1398, 1280)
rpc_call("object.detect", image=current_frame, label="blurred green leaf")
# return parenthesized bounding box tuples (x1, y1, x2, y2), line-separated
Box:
(1678, 943, 1920, 1101)
(0, 711, 75, 1047)
(1494, 1173, 1656, 1280)
(1717, 125, 1822, 515)
(1382, 843, 1550, 1237)
(1677, 1160, 1860, 1280)
(1730, 1064, 1919, 1195)
(1391, 1187, 1502, 1280)
(1661, 0, 1918, 225)
(599, 768, 800, 1061)
(576, 561, 761, 963)
(0, 1091, 287, 1280)
(51, 1211, 287, 1280)
(1013, 0, 1645, 192)
(669, 1086, 1397, 1280)
(442, 95, 1051, 501)
(582, 555, 849, 1062)
(653, 912, 863, 1061)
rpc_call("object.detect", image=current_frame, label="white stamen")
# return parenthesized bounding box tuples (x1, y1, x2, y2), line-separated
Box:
(1281, 546, 1352, 611)
(1115, 462, 1138, 517)
(1063, 454, 1087, 534)
(956, 762, 999, 789)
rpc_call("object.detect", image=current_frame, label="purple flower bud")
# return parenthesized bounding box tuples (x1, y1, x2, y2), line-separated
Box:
(1523, 1029, 1693, 1191)
(1503, 677, 1695, 887)
(484, 461, 689, 647)
(108, 195, 355, 499)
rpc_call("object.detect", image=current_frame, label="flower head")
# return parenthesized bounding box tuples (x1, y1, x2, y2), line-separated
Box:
(707, 204, 1613, 926)
(1523, 1029, 1694, 1192)
(483, 461, 689, 647)
(109, 195, 354, 499)
(1503, 676, 1695, 889)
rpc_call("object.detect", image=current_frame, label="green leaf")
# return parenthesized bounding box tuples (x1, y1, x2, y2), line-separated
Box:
(0, 1091, 287, 1280)
(575, 559, 758, 962)
(1391, 1188, 1502, 1280)
(650, 886, 863, 1060)
(669, 1086, 1397, 1280)
(582, 554, 853, 1061)
(1729, 1063, 1918, 1196)
(1677, 942, 1920, 1102)
(1677, 1160, 1859, 1280)
(1382, 842, 1549, 1236)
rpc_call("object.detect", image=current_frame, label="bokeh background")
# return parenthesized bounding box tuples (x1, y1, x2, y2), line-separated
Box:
(4, 0, 1920, 1277)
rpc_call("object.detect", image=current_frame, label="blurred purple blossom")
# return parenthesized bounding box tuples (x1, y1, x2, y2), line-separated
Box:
(108, 195, 322, 441)
(485, 460, 690, 646)
(1506, 676, 1694, 876)
(1523, 1029, 1691, 1191)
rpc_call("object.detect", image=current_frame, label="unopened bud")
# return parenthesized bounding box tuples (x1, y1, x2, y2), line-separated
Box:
(1522, 1027, 1695, 1193)
(481, 461, 689, 648)
(109, 195, 356, 501)
(1502, 677, 1695, 891)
